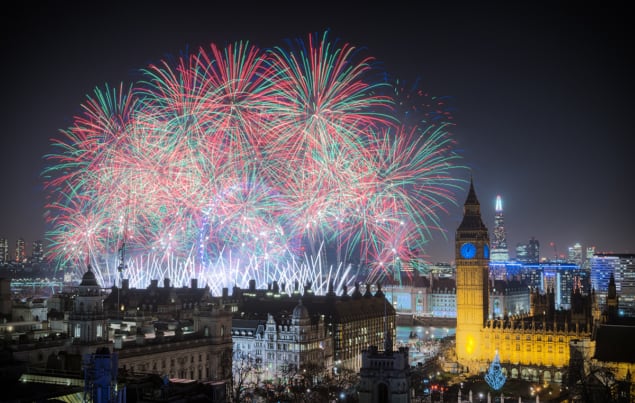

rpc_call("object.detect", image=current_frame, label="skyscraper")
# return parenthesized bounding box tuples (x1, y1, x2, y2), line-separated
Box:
(15, 237, 26, 263)
(0, 238, 8, 264)
(568, 242, 583, 265)
(490, 195, 509, 262)
(528, 237, 540, 262)
(32, 240, 44, 264)
(515, 237, 539, 263)
(591, 253, 635, 316)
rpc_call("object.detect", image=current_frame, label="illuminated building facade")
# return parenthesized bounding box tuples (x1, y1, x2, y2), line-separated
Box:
(384, 276, 456, 319)
(69, 266, 108, 344)
(568, 243, 583, 266)
(581, 246, 595, 293)
(9, 268, 233, 401)
(455, 180, 594, 380)
(31, 240, 44, 264)
(15, 237, 25, 263)
(516, 237, 540, 263)
(385, 276, 528, 322)
(490, 280, 530, 318)
(429, 284, 456, 318)
(231, 301, 333, 385)
(227, 281, 396, 374)
(517, 262, 583, 309)
(591, 253, 635, 317)
(455, 179, 490, 365)
(490, 195, 509, 262)
(0, 238, 8, 264)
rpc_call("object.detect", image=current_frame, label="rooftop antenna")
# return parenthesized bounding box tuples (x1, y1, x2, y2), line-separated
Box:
(117, 192, 131, 318)
(383, 287, 393, 353)
(117, 241, 126, 283)
(116, 241, 126, 319)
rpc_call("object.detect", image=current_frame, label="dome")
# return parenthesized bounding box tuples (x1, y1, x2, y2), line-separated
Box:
(292, 299, 309, 319)
(80, 266, 99, 287)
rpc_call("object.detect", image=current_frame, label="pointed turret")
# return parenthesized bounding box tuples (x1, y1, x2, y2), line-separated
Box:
(457, 177, 488, 233)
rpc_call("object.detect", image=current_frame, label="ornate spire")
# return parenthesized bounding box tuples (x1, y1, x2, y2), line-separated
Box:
(457, 177, 488, 233)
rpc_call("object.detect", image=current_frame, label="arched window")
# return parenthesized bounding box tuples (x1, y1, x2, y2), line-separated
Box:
(74, 323, 81, 338)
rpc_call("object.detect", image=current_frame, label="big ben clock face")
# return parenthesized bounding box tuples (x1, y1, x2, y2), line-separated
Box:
(460, 242, 476, 259)
(483, 244, 489, 258)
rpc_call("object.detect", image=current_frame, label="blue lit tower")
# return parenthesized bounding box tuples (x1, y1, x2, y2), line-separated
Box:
(490, 195, 509, 262)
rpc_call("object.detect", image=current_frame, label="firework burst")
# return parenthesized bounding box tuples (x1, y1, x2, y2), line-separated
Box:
(43, 31, 467, 294)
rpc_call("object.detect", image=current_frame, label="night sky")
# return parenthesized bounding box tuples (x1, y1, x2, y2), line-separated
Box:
(1, 1, 633, 263)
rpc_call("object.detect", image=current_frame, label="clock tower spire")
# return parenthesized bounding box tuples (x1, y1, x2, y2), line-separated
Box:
(455, 177, 490, 366)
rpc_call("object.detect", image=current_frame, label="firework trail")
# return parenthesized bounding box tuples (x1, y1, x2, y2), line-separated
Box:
(43, 31, 467, 294)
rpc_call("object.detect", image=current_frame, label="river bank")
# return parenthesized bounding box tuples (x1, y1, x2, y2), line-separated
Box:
(396, 314, 456, 327)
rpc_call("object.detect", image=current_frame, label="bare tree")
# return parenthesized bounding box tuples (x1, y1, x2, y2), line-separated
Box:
(567, 346, 624, 403)
(230, 351, 261, 402)
(300, 361, 326, 387)
(279, 361, 299, 385)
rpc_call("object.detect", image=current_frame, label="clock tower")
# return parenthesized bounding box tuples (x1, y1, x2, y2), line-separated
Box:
(455, 178, 490, 366)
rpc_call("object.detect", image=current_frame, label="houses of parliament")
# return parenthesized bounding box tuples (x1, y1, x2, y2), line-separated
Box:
(455, 179, 632, 384)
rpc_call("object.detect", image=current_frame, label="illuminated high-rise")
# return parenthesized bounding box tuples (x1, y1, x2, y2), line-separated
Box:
(0, 238, 8, 264)
(528, 237, 540, 262)
(515, 237, 540, 263)
(580, 246, 595, 293)
(490, 195, 509, 262)
(591, 253, 635, 317)
(568, 242, 583, 265)
(14, 237, 26, 263)
(32, 240, 44, 264)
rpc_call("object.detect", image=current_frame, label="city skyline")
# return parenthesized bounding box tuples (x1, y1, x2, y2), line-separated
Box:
(1, 2, 633, 265)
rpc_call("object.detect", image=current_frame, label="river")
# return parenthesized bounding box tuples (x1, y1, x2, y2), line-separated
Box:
(396, 325, 455, 344)
(395, 325, 455, 365)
